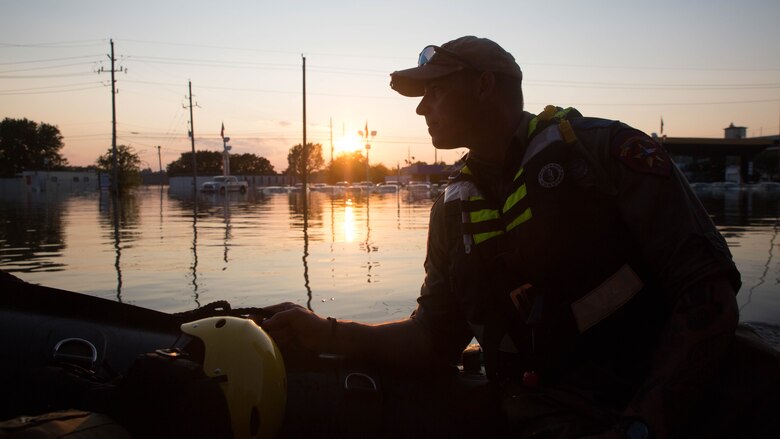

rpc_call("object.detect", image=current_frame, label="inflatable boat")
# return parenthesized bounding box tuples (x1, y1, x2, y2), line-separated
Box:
(0, 272, 488, 438)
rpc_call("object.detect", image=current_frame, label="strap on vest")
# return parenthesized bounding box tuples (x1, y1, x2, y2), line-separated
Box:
(571, 263, 644, 333)
(559, 119, 577, 144)
(528, 105, 581, 138)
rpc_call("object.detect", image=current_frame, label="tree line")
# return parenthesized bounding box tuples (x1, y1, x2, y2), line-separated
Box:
(1, 117, 434, 189)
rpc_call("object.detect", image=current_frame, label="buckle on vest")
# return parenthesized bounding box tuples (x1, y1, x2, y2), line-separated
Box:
(509, 283, 543, 325)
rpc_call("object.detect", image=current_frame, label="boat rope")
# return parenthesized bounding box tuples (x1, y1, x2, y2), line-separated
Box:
(173, 300, 275, 323)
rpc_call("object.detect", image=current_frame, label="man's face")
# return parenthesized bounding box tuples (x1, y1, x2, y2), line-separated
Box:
(415, 72, 481, 149)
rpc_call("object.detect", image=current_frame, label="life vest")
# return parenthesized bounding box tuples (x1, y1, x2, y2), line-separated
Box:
(443, 106, 666, 401)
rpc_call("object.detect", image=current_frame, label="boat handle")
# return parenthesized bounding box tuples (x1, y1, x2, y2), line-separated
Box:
(344, 372, 377, 392)
(52, 337, 98, 366)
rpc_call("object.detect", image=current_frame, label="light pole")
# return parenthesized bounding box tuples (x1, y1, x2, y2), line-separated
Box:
(222, 136, 232, 176)
(221, 123, 231, 176)
(359, 121, 377, 183)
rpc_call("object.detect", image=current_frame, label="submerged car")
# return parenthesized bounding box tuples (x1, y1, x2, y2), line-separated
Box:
(200, 176, 248, 194)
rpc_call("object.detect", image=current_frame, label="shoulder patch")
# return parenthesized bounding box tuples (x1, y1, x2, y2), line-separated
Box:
(610, 129, 671, 177)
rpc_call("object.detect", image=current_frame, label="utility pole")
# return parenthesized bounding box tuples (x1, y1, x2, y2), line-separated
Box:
(157, 145, 162, 173)
(302, 55, 308, 198)
(301, 55, 309, 225)
(186, 81, 198, 194)
(98, 39, 125, 195)
(330, 117, 334, 166)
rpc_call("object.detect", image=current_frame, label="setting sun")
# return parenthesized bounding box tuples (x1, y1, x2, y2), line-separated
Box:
(334, 132, 365, 155)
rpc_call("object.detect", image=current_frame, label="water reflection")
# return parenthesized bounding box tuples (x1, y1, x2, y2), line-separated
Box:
(696, 187, 780, 228)
(191, 198, 200, 307)
(159, 185, 165, 242)
(0, 192, 67, 272)
(692, 187, 780, 322)
(111, 196, 122, 302)
(98, 191, 142, 302)
(222, 195, 231, 267)
(344, 199, 356, 243)
(302, 211, 313, 310)
(740, 221, 779, 313)
(5, 185, 775, 324)
(362, 195, 377, 284)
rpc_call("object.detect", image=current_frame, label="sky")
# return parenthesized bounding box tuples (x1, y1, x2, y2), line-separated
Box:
(2, 0, 779, 173)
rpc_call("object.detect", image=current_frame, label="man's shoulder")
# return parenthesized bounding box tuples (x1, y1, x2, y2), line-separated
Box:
(569, 116, 621, 131)
(570, 118, 673, 178)
(568, 115, 653, 141)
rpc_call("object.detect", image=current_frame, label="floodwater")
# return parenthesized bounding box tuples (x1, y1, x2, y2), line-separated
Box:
(1, 184, 778, 326)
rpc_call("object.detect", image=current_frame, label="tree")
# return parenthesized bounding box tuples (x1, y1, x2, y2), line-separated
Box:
(230, 153, 275, 175)
(327, 151, 366, 183)
(371, 163, 392, 182)
(166, 150, 223, 176)
(287, 143, 324, 179)
(0, 117, 69, 177)
(166, 151, 275, 176)
(95, 144, 142, 191)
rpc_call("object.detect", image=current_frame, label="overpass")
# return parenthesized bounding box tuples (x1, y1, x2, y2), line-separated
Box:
(661, 135, 779, 182)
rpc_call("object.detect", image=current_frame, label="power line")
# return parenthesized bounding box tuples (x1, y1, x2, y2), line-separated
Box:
(0, 39, 106, 48)
(4, 37, 779, 73)
(0, 84, 104, 95)
(0, 54, 103, 66)
(523, 61, 780, 73)
(0, 61, 101, 75)
(526, 79, 780, 91)
(112, 38, 780, 72)
(0, 81, 101, 92)
(0, 72, 98, 79)
(546, 97, 780, 107)
(118, 38, 407, 62)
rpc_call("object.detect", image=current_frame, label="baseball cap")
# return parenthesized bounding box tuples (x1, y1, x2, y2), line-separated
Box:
(390, 36, 523, 97)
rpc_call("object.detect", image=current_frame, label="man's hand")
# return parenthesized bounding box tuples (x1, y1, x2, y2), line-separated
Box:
(260, 302, 441, 369)
(260, 302, 332, 352)
(624, 274, 738, 437)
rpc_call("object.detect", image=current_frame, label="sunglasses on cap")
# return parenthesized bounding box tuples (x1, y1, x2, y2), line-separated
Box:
(417, 45, 477, 69)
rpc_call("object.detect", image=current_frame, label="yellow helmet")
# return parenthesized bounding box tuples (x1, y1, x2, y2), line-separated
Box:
(181, 316, 286, 438)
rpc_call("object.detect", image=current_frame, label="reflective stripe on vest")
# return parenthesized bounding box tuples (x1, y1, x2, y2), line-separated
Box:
(446, 166, 533, 250)
(444, 110, 579, 251)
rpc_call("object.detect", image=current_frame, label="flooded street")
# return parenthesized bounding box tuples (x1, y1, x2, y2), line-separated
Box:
(1, 185, 778, 326)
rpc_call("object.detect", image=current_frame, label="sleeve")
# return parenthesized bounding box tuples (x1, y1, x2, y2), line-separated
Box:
(594, 124, 741, 298)
(411, 196, 473, 362)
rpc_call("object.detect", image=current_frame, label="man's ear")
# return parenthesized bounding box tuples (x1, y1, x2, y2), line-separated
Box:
(476, 71, 496, 102)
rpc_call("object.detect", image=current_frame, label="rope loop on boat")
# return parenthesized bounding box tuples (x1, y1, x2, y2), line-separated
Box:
(174, 300, 275, 323)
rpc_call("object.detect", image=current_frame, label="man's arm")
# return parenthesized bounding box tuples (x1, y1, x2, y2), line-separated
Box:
(262, 197, 467, 371)
(623, 273, 739, 438)
(586, 125, 742, 437)
(261, 302, 447, 370)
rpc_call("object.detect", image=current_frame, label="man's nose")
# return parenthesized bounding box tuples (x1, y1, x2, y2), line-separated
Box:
(415, 96, 428, 116)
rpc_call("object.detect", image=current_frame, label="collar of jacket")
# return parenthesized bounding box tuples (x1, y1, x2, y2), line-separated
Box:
(454, 112, 533, 202)
(462, 112, 534, 175)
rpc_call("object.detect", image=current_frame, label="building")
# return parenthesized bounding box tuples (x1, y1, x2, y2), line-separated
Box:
(661, 124, 779, 183)
(396, 163, 458, 185)
(20, 170, 99, 193)
(724, 123, 747, 140)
